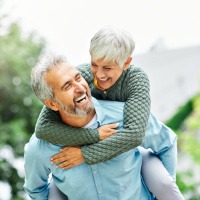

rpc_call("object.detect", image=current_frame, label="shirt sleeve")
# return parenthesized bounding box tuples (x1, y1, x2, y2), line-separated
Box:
(82, 69, 151, 164)
(23, 139, 51, 199)
(35, 106, 100, 146)
(141, 113, 178, 179)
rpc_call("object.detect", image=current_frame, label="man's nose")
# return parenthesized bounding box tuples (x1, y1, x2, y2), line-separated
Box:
(74, 82, 85, 93)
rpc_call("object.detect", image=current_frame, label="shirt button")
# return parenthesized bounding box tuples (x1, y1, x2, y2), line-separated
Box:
(103, 91, 106, 94)
(98, 190, 102, 193)
(93, 170, 97, 174)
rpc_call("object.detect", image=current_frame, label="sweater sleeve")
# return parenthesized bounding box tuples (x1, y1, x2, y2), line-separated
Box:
(35, 106, 100, 146)
(36, 65, 151, 165)
(35, 64, 100, 146)
(82, 69, 151, 164)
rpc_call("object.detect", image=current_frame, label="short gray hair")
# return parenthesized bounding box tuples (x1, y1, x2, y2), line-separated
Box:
(31, 54, 68, 103)
(89, 26, 135, 67)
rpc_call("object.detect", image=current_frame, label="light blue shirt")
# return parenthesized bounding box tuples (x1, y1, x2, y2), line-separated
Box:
(24, 98, 177, 200)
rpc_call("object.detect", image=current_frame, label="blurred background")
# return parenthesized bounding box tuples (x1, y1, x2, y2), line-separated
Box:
(0, 0, 200, 199)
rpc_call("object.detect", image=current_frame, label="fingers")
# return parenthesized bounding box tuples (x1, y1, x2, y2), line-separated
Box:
(108, 123, 119, 129)
(51, 152, 68, 162)
(54, 158, 83, 170)
(98, 123, 119, 140)
(51, 146, 84, 170)
(60, 146, 69, 151)
(51, 155, 68, 164)
(106, 123, 119, 135)
(56, 161, 73, 169)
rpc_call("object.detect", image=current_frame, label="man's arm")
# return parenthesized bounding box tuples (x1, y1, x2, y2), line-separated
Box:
(23, 137, 50, 199)
(141, 113, 178, 179)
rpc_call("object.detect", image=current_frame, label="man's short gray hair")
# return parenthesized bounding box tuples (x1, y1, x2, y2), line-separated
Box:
(31, 54, 68, 103)
(89, 26, 135, 67)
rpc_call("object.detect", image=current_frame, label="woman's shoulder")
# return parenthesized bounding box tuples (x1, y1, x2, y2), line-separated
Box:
(76, 63, 94, 82)
(127, 64, 145, 74)
(124, 65, 148, 82)
(76, 63, 90, 72)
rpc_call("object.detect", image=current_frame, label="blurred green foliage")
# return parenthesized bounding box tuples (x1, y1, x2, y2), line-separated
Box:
(165, 98, 193, 131)
(167, 94, 200, 199)
(0, 1, 45, 199)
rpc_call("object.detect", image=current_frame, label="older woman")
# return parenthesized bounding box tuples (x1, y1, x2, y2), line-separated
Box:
(34, 26, 184, 200)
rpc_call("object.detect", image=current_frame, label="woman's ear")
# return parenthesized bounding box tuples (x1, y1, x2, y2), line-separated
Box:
(44, 99, 59, 111)
(123, 57, 132, 70)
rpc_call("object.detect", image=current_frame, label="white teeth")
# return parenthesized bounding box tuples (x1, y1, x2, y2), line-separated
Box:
(76, 95, 86, 102)
(99, 78, 107, 81)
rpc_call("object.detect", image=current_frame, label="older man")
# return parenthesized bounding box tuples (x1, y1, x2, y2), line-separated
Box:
(24, 54, 180, 200)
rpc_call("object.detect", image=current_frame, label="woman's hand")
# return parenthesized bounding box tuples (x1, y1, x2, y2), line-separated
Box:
(98, 123, 119, 140)
(51, 146, 84, 170)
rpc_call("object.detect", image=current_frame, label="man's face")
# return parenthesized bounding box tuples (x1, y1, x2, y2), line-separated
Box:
(45, 63, 94, 117)
(91, 58, 125, 90)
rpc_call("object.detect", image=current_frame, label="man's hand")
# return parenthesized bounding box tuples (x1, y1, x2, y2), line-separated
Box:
(51, 146, 84, 170)
(98, 123, 119, 140)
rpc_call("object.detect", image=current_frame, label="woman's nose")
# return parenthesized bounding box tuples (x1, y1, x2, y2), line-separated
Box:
(96, 68, 105, 78)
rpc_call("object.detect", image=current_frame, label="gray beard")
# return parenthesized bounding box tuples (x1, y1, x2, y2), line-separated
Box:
(56, 97, 94, 117)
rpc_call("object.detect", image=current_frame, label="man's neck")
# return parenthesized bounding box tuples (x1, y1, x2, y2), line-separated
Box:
(59, 110, 96, 128)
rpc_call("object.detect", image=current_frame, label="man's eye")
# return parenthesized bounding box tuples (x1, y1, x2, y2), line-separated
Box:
(76, 76, 81, 81)
(64, 84, 71, 90)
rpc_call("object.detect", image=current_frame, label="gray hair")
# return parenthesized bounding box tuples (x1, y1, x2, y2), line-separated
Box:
(31, 54, 68, 103)
(89, 26, 135, 67)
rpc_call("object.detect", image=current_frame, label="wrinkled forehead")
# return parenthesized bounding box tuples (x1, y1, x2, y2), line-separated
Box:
(45, 63, 79, 86)
(54, 63, 78, 75)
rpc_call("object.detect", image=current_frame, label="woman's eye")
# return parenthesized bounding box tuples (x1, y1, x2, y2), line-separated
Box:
(91, 64, 97, 68)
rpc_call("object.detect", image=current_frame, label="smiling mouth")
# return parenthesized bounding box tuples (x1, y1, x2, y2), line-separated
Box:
(98, 78, 109, 82)
(99, 78, 107, 81)
(75, 95, 87, 103)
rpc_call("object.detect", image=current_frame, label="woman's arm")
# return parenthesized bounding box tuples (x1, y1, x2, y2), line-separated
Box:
(81, 68, 151, 164)
(36, 66, 150, 165)
(35, 106, 100, 146)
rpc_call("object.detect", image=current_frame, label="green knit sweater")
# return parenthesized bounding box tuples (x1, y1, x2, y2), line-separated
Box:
(35, 64, 151, 164)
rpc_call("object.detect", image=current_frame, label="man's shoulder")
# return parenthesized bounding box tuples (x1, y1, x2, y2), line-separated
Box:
(25, 134, 49, 153)
(25, 134, 59, 159)
(24, 134, 41, 157)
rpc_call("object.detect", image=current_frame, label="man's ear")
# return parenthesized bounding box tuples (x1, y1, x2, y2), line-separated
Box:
(122, 57, 132, 71)
(44, 99, 59, 111)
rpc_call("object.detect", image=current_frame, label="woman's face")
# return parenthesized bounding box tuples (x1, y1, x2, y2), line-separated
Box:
(90, 58, 129, 90)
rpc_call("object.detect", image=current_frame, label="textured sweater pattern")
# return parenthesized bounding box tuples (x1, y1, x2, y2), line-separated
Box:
(35, 64, 151, 164)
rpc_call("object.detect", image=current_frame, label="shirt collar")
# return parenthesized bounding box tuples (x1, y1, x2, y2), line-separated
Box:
(91, 97, 104, 126)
